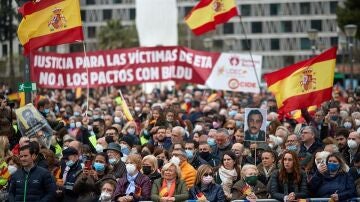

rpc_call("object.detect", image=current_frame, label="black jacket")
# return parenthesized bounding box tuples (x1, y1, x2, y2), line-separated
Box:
(8, 165, 56, 202)
(62, 160, 83, 201)
(269, 170, 309, 202)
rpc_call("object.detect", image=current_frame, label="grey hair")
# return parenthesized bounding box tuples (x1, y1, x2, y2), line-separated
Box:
(301, 125, 319, 138)
(217, 128, 230, 136)
(172, 126, 186, 136)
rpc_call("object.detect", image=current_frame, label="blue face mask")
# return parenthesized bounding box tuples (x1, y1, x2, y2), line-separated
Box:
(327, 162, 340, 172)
(330, 116, 338, 121)
(121, 147, 130, 156)
(66, 160, 75, 167)
(93, 162, 105, 172)
(44, 108, 50, 114)
(185, 150, 194, 159)
(109, 158, 117, 165)
(228, 110, 237, 117)
(74, 111, 80, 116)
(236, 120, 243, 128)
(287, 145, 298, 151)
(69, 122, 75, 129)
(207, 138, 216, 146)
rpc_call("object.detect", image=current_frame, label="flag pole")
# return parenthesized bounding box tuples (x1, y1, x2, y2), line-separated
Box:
(238, 15, 262, 93)
(82, 41, 90, 117)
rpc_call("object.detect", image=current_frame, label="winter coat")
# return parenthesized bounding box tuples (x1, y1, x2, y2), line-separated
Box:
(232, 179, 268, 200)
(113, 172, 151, 201)
(268, 170, 308, 202)
(179, 161, 197, 189)
(8, 166, 56, 202)
(309, 171, 356, 201)
(151, 178, 188, 202)
(189, 183, 225, 202)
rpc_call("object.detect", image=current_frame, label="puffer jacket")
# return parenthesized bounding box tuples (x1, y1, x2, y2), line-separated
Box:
(309, 171, 356, 201)
(189, 183, 225, 202)
(8, 166, 56, 202)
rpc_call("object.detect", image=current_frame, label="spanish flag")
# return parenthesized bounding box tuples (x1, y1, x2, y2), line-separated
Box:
(264, 47, 337, 114)
(17, 0, 84, 55)
(185, 0, 238, 36)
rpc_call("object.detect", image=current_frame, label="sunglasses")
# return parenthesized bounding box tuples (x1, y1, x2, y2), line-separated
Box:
(203, 172, 213, 177)
(226, 128, 235, 130)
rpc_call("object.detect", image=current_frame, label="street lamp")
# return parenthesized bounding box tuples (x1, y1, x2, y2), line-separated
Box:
(203, 38, 213, 51)
(307, 29, 318, 56)
(345, 24, 358, 90)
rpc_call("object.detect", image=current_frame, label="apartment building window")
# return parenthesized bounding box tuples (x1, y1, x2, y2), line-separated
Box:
(86, 0, 95, 5)
(300, 3, 311, 15)
(81, 10, 86, 21)
(330, 1, 338, 14)
(271, 39, 280, 50)
(330, 37, 338, 46)
(2, 44, 7, 57)
(88, 27, 96, 38)
(284, 56, 295, 66)
(130, 8, 136, 20)
(252, 22, 262, 33)
(241, 5, 251, 16)
(70, 44, 83, 52)
(300, 38, 310, 50)
(213, 40, 223, 49)
(311, 20, 322, 31)
(270, 4, 280, 16)
(184, 6, 192, 16)
(103, 9, 112, 20)
(281, 21, 292, 33)
(113, 0, 122, 3)
(242, 39, 251, 51)
(223, 23, 234, 34)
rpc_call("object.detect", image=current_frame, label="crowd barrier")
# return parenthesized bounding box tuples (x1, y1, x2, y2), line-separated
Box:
(230, 198, 360, 202)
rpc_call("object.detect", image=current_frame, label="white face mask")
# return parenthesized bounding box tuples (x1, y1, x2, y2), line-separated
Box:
(8, 165, 17, 175)
(170, 156, 181, 166)
(126, 164, 136, 175)
(100, 192, 112, 200)
(95, 144, 104, 153)
(228, 129, 235, 136)
(348, 139, 358, 149)
(75, 121, 82, 128)
(114, 117, 122, 123)
(355, 119, 360, 126)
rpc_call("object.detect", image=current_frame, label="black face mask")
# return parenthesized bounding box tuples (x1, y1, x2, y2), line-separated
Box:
(157, 159, 164, 169)
(199, 152, 210, 159)
(142, 166, 152, 175)
(93, 127, 100, 134)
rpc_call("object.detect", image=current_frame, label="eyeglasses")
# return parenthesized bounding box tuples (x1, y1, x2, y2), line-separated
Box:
(105, 133, 116, 136)
(203, 172, 213, 177)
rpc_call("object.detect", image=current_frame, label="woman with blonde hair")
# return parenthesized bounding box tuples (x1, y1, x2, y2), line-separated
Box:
(142, 155, 161, 182)
(232, 164, 267, 201)
(151, 162, 188, 202)
(189, 164, 225, 202)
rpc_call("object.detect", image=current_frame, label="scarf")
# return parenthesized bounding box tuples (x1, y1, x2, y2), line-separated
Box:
(125, 173, 138, 195)
(159, 179, 176, 197)
(218, 166, 237, 184)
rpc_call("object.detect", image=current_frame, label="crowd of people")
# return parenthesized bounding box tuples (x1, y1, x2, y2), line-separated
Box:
(0, 83, 360, 202)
